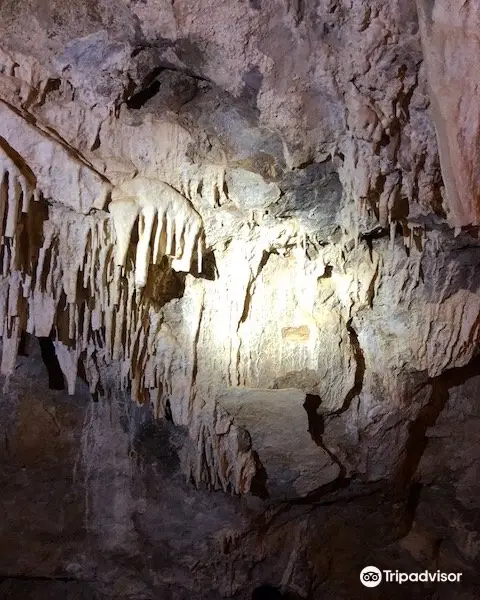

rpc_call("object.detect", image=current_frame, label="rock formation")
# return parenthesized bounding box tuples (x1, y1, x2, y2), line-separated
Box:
(0, 1, 479, 599)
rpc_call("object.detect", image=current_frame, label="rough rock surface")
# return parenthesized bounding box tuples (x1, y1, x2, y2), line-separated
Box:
(0, 1, 479, 598)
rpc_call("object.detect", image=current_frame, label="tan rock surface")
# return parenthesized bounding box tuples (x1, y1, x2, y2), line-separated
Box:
(0, 1, 480, 598)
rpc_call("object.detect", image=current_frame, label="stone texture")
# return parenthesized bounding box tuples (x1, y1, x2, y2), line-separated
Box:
(0, 101, 110, 213)
(2, 344, 480, 600)
(0, 1, 479, 598)
(417, 0, 480, 227)
(217, 387, 340, 499)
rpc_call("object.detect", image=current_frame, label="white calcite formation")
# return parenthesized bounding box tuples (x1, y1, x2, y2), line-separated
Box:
(109, 177, 204, 285)
(0, 145, 37, 238)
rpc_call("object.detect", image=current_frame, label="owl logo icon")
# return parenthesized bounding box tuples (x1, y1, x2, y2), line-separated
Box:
(360, 566, 382, 587)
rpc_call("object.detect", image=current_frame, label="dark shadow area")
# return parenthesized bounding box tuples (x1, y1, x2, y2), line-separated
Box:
(17, 196, 49, 275)
(402, 480, 423, 534)
(18, 332, 65, 391)
(133, 419, 181, 477)
(250, 452, 269, 500)
(126, 80, 161, 109)
(126, 67, 164, 109)
(0, 575, 76, 583)
(0, 578, 102, 600)
(303, 393, 323, 445)
(17, 331, 28, 357)
(144, 258, 187, 306)
(339, 319, 365, 414)
(400, 351, 480, 488)
(301, 395, 348, 500)
(252, 584, 283, 599)
(38, 337, 65, 391)
(283, 592, 305, 600)
(164, 397, 173, 422)
(360, 225, 390, 246)
(41, 78, 62, 100)
(251, 582, 311, 600)
(190, 248, 218, 281)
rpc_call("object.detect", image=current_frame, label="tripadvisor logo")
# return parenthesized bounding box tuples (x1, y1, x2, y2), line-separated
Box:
(360, 566, 463, 587)
(360, 566, 382, 587)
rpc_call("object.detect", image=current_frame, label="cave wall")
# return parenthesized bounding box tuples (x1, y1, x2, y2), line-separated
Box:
(0, 1, 479, 598)
(1, 339, 480, 599)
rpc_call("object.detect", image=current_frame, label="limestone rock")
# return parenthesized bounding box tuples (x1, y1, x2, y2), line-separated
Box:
(0, 102, 109, 213)
(217, 387, 340, 500)
(417, 0, 480, 226)
(0, 1, 480, 598)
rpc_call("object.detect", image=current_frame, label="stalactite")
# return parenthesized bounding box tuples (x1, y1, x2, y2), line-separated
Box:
(0, 148, 35, 239)
(0, 147, 38, 382)
(1, 125, 475, 499)
(0, 172, 206, 412)
(53, 340, 78, 395)
(109, 198, 138, 270)
(110, 177, 204, 284)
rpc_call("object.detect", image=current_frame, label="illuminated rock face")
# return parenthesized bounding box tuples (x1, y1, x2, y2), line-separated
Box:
(416, 0, 480, 227)
(0, 2, 480, 599)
